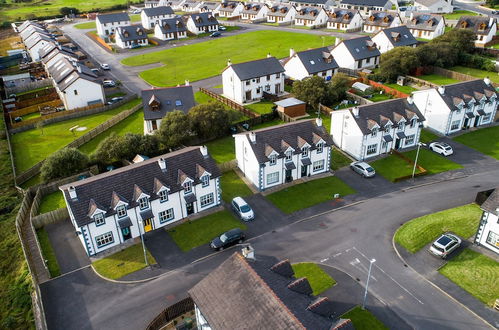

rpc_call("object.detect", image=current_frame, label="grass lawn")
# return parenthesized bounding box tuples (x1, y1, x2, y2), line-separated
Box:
(419, 129, 440, 144)
(38, 191, 65, 214)
(450, 66, 499, 84)
(266, 176, 356, 214)
(341, 306, 388, 330)
(11, 98, 141, 173)
(220, 170, 253, 202)
(92, 244, 156, 280)
(439, 248, 499, 307)
(418, 74, 460, 85)
(130, 14, 140, 22)
(251, 118, 284, 130)
(371, 154, 423, 182)
(370, 93, 393, 102)
(22, 112, 41, 121)
(403, 149, 462, 175)
(331, 147, 351, 170)
(246, 101, 274, 115)
(454, 126, 499, 160)
(205, 136, 235, 163)
(385, 83, 417, 94)
(20, 173, 42, 189)
(443, 10, 478, 20)
(36, 228, 60, 278)
(167, 210, 247, 251)
(394, 204, 482, 253)
(291, 263, 336, 295)
(74, 21, 96, 29)
(122, 30, 335, 86)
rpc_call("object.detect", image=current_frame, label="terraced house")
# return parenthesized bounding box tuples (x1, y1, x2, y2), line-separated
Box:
(405, 12, 445, 40)
(456, 16, 497, 47)
(267, 4, 297, 24)
(240, 3, 269, 21)
(294, 7, 328, 27)
(327, 8, 363, 31)
(362, 10, 401, 33)
(475, 187, 499, 255)
(218, 1, 244, 17)
(338, 0, 392, 15)
(60, 147, 222, 256)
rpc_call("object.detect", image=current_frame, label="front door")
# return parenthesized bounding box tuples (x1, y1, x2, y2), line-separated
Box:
(395, 138, 401, 150)
(463, 118, 469, 129)
(143, 218, 152, 232)
(285, 169, 292, 182)
(152, 120, 158, 131)
(245, 90, 252, 101)
(474, 116, 480, 127)
(186, 202, 194, 215)
(301, 165, 308, 178)
(275, 83, 281, 94)
(121, 227, 132, 240)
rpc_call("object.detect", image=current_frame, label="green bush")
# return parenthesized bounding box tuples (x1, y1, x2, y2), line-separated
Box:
(41, 148, 89, 182)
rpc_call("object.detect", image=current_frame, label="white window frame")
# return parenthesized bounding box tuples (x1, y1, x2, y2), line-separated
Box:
(450, 120, 460, 130)
(301, 147, 309, 157)
(371, 128, 377, 137)
(116, 205, 127, 218)
(159, 208, 175, 223)
(285, 151, 293, 161)
(398, 122, 405, 131)
(269, 155, 277, 166)
(405, 134, 415, 146)
(200, 193, 214, 207)
(313, 159, 325, 172)
(486, 230, 499, 248)
(482, 113, 491, 123)
(366, 144, 377, 155)
(94, 213, 105, 226)
(267, 172, 279, 185)
(95, 232, 114, 248)
(183, 181, 192, 194)
(159, 190, 168, 202)
(201, 175, 210, 187)
(317, 143, 323, 153)
(138, 197, 149, 210)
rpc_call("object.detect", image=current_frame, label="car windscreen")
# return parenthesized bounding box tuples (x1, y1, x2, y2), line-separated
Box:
(220, 233, 228, 243)
(240, 205, 251, 212)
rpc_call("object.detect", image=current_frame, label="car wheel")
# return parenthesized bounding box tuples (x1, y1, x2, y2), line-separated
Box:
(218, 246, 224, 251)
(238, 239, 243, 244)
(429, 147, 433, 151)
(362, 173, 366, 178)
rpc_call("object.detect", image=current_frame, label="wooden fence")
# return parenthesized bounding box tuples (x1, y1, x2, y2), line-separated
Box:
(146, 297, 195, 330)
(5, 79, 52, 95)
(406, 75, 439, 89)
(15, 87, 55, 102)
(338, 67, 360, 78)
(198, 88, 259, 118)
(9, 99, 62, 121)
(431, 66, 499, 88)
(86, 31, 113, 52)
(15, 92, 59, 109)
(368, 80, 409, 98)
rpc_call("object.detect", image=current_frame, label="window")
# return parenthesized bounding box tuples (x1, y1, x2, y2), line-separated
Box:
(269, 155, 277, 166)
(410, 119, 417, 128)
(302, 147, 308, 157)
(256, 87, 261, 94)
(245, 80, 250, 86)
(183, 181, 192, 194)
(482, 113, 491, 122)
(159, 208, 174, 223)
(116, 205, 127, 218)
(405, 134, 415, 146)
(450, 120, 460, 130)
(371, 128, 377, 137)
(159, 190, 168, 202)
(138, 197, 149, 210)
(285, 151, 292, 161)
(95, 232, 114, 248)
(265, 85, 270, 92)
(94, 213, 105, 226)
(267, 172, 279, 185)
(201, 175, 210, 187)
(317, 143, 323, 153)
(398, 122, 405, 131)
(74, 89, 78, 95)
(381, 141, 388, 149)
(256, 78, 260, 83)
(267, 74, 270, 81)
(276, 73, 280, 78)
(200, 193, 214, 207)
(385, 124, 391, 132)
(486, 231, 499, 247)
(313, 160, 324, 172)
(366, 144, 377, 155)
(175, 100, 182, 106)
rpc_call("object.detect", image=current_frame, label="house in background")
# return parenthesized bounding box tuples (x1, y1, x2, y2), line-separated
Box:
(240, 3, 269, 21)
(59, 147, 221, 256)
(362, 10, 401, 33)
(96, 12, 131, 37)
(283, 47, 338, 80)
(330, 98, 425, 160)
(327, 9, 363, 31)
(405, 12, 445, 40)
(222, 56, 285, 104)
(413, 0, 453, 14)
(199, 2, 222, 14)
(154, 18, 188, 40)
(233, 119, 332, 191)
(456, 16, 497, 47)
(371, 25, 417, 53)
(294, 7, 328, 27)
(218, 1, 244, 18)
(267, 4, 297, 24)
(141, 6, 175, 29)
(115, 25, 149, 49)
(186, 12, 219, 35)
(331, 36, 381, 70)
(158, 0, 186, 10)
(339, 0, 392, 15)
(182, 0, 204, 12)
(475, 188, 499, 255)
(141, 85, 195, 134)
(289, 0, 335, 9)
(24, 34, 55, 62)
(411, 78, 498, 135)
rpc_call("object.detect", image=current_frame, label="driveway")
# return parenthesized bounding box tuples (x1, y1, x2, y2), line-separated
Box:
(437, 138, 498, 169)
(334, 167, 395, 198)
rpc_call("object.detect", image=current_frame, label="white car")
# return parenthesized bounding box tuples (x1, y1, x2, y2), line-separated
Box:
(231, 197, 254, 221)
(350, 161, 375, 178)
(429, 142, 453, 156)
(100, 63, 110, 70)
(102, 80, 116, 87)
(429, 233, 461, 258)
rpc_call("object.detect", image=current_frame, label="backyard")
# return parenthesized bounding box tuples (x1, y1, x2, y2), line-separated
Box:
(449, 66, 499, 84)
(194, 91, 248, 122)
(384, 83, 417, 95)
(394, 203, 482, 253)
(122, 30, 335, 86)
(454, 126, 499, 160)
(220, 170, 253, 202)
(341, 306, 388, 330)
(417, 74, 460, 85)
(331, 147, 352, 170)
(291, 263, 336, 296)
(419, 129, 440, 144)
(246, 101, 274, 115)
(38, 191, 65, 214)
(205, 136, 235, 163)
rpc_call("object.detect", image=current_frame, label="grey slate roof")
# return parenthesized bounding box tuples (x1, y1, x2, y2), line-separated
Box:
(292, 0, 328, 4)
(156, 18, 187, 33)
(60, 147, 221, 227)
(274, 97, 305, 107)
(328, 8, 359, 23)
(346, 98, 425, 135)
(379, 25, 417, 47)
(241, 3, 265, 14)
(340, 0, 389, 6)
(406, 13, 443, 31)
(17, 20, 43, 33)
(39, 44, 76, 63)
(481, 187, 499, 216)
(296, 7, 323, 20)
(96, 12, 130, 24)
(434, 79, 497, 112)
(116, 25, 148, 42)
(456, 16, 496, 36)
(143, 6, 174, 17)
(227, 56, 284, 81)
(47, 57, 98, 92)
(188, 252, 337, 330)
(219, 1, 241, 12)
(200, 2, 220, 11)
(234, 119, 332, 164)
(294, 46, 338, 75)
(340, 36, 381, 60)
(20, 25, 49, 41)
(364, 10, 398, 27)
(24, 33, 54, 50)
(415, 0, 441, 7)
(141, 85, 195, 120)
(268, 4, 294, 17)
(189, 12, 219, 27)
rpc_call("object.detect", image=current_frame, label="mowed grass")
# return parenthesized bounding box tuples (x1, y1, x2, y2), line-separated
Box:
(246, 101, 274, 115)
(167, 210, 247, 251)
(38, 191, 65, 214)
(292, 263, 336, 296)
(11, 98, 141, 172)
(341, 306, 388, 330)
(385, 83, 417, 94)
(420, 129, 440, 144)
(371, 154, 423, 182)
(36, 228, 60, 278)
(454, 126, 499, 159)
(266, 176, 356, 214)
(450, 66, 499, 84)
(331, 147, 352, 170)
(220, 170, 253, 202)
(439, 249, 499, 307)
(395, 204, 482, 253)
(92, 244, 156, 280)
(418, 74, 460, 85)
(404, 149, 462, 175)
(205, 136, 235, 163)
(443, 10, 478, 20)
(74, 21, 96, 29)
(122, 30, 335, 86)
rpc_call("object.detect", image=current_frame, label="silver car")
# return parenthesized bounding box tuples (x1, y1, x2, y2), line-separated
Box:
(350, 161, 375, 178)
(429, 233, 461, 258)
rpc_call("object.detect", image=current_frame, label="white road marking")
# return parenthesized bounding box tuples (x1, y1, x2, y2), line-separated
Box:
(333, 252, 342, 257)
(320, 258, 329, 262)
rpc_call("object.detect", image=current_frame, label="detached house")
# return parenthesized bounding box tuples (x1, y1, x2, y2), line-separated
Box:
(363, 10, 401, 33)
(154, 18, 188, 40)
(475, 187, 499, 255)
(186, 12, 219, 35)
(414, 0, 453, 14)
(200, 2, 222, 14)
(141, 6, 175, 29)
(290, 0, 335, 9)
(405, 12, 445, 40)
(222, 56, 285, 104)
(331, 36, 381, 70)
(218, 1, 244, 17)
(411, 79, 498, 135)
(96, 12, 131, 37)
(339, 0, 392, 14)
(456, 16, 497, 47)
(284, 47, 338, 80)
(142, 85, 195, 134)
(60, 147, 221, 256)
(234, 119, 332, 191)
(372, 25, 417, 53)
(267, 4, 297, 23)
(327, 9, 363, 31)
(294, 7, 328, 27)
(330, 98, 425, 160)
(240, 3, 269, 21)
(182, 0, 204, 12)
(115, 25, 149, 49)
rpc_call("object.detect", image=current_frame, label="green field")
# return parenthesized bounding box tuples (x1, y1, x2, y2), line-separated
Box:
(74, 21, 96, 29)
(122, 31, 335, 86)
(443, 10, 478, 20)
(418, 74, 460, 85)
(38, 191, 65, 214)
(220, 170, 253, 202)
(454, 126, 499, 159)
(292, 263, 335, 296)
(450, 66, 499, 84)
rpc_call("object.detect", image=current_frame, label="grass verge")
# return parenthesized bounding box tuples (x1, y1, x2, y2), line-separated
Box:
(331, 147, 351, 170)
(292, 262, 335, 295)
(443, 10, 478, 20)
(420, 129, 439, 144)
(74, 21, 96, 29)
(341, 306, 388, 330)
(371, 154, 423, 182)
(35, 228, 60, 278)
(220, 170, 253, 202)
(403, 149, 462, 175)
(38, 191, 65, 214)
(454, 126, 499, 160)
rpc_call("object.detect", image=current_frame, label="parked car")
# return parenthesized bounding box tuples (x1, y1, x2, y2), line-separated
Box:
(231, 197, 254, 221)
(91, 68, 100, 74)
(492, 10, 499, 15)
(350, 161, 375, 178)
(103, 80, 116, 87)
(429, 233, 461, 258)
(210, 31, 221, 38)
(106, 97, 123, 105)
(429, 142, 453, 156)
(100, 63, 110, 70)
(210, 228, 245, 251)
(218, 25, 226, 31)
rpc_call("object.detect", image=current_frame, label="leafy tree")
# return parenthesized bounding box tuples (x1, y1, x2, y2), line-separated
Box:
(379, 46, 420, 82)
(59, 7, 79, 15)
(41, 148, 89, 182)
(326, 73, 350, 104)
(292, 76, 328, 109)
(156, 110, 191, 149)
(432, 29, 475, 56)
(92, 133, 160, 165)
(189, 103, 231, 139)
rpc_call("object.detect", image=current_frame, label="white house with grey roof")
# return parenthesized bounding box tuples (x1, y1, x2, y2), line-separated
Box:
(115, 25, 149, 49)
(200, 2, 222, 14)
(96, 12, 131, 37)
(186, 12, 219, 35)
(331, 36, 381, 70)
(294, 7, 328, 27)
(142, 85, 195, 134)
(240, 3, 269, 21)
(363, 10, 401, 33)
(218, 1, 244, 17)
(414, 0, 452, 14)
(154, 18, 188, 40)
(372, 25, 417, 53)
(24, 33, 55, 62)
(141, 6, 175, 29)
(327, 9, 363, 31)
(283, 47, 338, 80)
(222, 56, 285, 104)
(411, 78, 498, 135)
(267, 4, 297, 23)
(330, 97, 425, 160)
(182, 0, 204, 12)
(339, 0, 391, 14)
(456, 16, 497, 47)
(475, 187, 499, 255)
(39, 43, 77, 69)
(290, 0, 335, 9)
(234, 119, 332, 191)
(405, 12, 445, 40)
(59, 146, 221, 256)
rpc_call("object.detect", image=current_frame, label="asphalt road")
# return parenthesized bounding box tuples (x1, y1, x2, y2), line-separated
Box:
(454, 0, 496, 16)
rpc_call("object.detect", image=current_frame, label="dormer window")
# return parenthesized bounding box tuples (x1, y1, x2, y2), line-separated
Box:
(94, 213, 105, 226)
(302, 147, 309, 157)
(201, 175, 210, 187)
(117, 205, 127, 218)
(183, 181, 192, 194)
(317, 143, 323, 153)
(371, 128, 377, 137)
(385, 124, 391, 132)
(285, 151, 293, 161)
(159, 190, 169, 202)
(269, 154, 277, 165)
(398, 122, 405, 131)
(410, 118, 417, 128)
(138, 197, 149, 210)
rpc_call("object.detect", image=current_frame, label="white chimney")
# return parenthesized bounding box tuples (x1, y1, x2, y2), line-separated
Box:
(489, 17, 494, 28)
(290, 48, 296, 57)
(242, 245, 255, 260)
(368, 9, 372, 16)
(438, 86, 445, 95)
(200, 145, 208, 158)
(267, 52, 272, 58)
(316, 117, 323, 127)
(409, 12, 414, 20)
(185, 79, 190, 86)
(249, 131, 256, 143)
(484, 77, 491, 85)
(158, 157, 167, 171)
(227, 59, 232, 66)
(352, 106, 359, 117)
(407, 95, 413, 104)
(68, 186, 77, 199)
(335, 37, 342, 46)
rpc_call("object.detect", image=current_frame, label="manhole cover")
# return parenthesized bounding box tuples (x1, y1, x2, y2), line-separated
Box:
(76, 126, 87, 131)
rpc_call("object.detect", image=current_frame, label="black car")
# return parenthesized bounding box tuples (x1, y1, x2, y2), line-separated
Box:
(210, 228, 245, 251)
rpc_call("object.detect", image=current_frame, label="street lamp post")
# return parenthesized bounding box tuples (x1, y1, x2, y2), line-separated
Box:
(138, 219, 150, 268)
(411, 142, 425, 181)
(362, 258, 376, 310)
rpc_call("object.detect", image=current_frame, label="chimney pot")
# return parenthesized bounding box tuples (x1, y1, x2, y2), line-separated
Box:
(249, 131, 256, 143)
(200, 145, 208, 157)
(227, 58, 232, 66)
(242, 245, 255, 260)
(407, 95, 413, 104)
(438, 86, 445, 95)
(290, 48, 295, 57)
(316, 117, 323, 127)
(158, 157, 167, 171)
(267, 53, 272, 58)
(484, 77, 491, 85)
(68, 186, 77, 199)
(352, 106, 359, 117)
(185, 79, 190, 86)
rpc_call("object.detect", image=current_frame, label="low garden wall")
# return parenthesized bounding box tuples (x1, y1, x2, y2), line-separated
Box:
(15, 87, 56, 102)
(15, 92, 59, 109)
(406, 75, 438, 88)
(432, 66, 499, 88)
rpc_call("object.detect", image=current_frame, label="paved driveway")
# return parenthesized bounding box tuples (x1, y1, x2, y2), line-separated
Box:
(437, 138, 498, 168)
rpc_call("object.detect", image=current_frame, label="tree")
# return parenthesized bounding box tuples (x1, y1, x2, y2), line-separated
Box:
(92, 133, 160, 165)
(379, 46, 420, 82)
(189, 103, 231, 139)
(292, 76, 328, 109)
(92, 133, 127, 164)
(59, 7, 79, 16)
(156, 110, 191, 149)
(326, 73, 350, 104)
(432, 29, 475, 56)
(41, 148, 89, 182)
